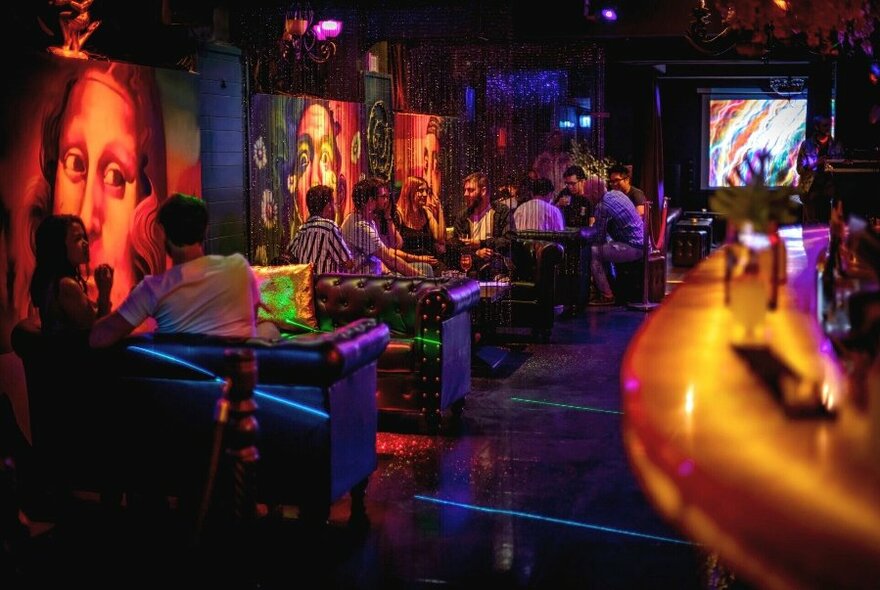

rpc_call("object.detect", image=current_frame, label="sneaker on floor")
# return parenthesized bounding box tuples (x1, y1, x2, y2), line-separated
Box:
(587, 294, 616, 307)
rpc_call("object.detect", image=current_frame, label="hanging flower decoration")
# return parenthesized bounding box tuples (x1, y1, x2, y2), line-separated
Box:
(261, 189, 277, 229)
(716, 0, 877, 57)
(253, 136, 267, 170)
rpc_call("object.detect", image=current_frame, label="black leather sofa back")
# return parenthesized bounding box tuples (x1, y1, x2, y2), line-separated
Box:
(512, 229, 591, 313)
(12, 317, 390, 519)
(502, 238, 564, 342)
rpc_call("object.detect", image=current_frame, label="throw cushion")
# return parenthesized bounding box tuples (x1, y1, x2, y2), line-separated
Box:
(252, 264, 318, 332)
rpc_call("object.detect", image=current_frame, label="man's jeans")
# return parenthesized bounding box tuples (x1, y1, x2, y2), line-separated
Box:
(590, 242, 642, 298)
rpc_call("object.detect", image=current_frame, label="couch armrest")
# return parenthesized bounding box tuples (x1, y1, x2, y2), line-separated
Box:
(432, 276, 481, 316)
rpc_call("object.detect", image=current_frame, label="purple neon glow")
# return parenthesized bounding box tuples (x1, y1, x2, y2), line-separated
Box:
(623, 376, 640, 394)
(318, 20, 342, 38)
(486, 70, 567, 103)
(708, 98, 806, 187)
(600, 7, 618, 20)
(677, 459, 695, 477)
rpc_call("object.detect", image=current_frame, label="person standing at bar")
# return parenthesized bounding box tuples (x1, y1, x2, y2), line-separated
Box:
(797, 115, 843, 225)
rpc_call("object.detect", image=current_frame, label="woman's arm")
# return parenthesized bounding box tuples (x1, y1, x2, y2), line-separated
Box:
(57, 277, 99, 330)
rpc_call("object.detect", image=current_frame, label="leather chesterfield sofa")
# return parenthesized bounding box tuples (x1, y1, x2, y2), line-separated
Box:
(511, 229, 591, 315)
(12, 317, 390, 523)
(311, 274, 480, 430)
(501, 238, 564, 342)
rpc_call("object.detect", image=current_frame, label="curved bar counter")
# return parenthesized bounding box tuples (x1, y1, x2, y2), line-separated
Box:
(621, 229, 880, 590)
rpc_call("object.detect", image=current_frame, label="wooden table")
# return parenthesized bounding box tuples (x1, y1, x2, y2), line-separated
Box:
(621, 237, 880, 590)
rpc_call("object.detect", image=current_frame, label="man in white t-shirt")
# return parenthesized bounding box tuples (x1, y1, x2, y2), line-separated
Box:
(90, 193, 259, 347)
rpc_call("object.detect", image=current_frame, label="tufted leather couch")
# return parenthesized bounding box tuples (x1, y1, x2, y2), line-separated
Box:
(489, 238, 563, 343)
(11, 317, 390, 523)
(311, 274, 480, 429)
(511, 229, 592, 315)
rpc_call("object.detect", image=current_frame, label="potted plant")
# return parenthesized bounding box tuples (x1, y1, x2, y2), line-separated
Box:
(709, 151, 799, 340)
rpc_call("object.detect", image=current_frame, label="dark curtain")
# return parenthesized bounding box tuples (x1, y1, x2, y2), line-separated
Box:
(641, 72, 665, 249)
(390, 42, 408, 112)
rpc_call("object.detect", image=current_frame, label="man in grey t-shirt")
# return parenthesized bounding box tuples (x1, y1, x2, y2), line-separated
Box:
(607, 164, 647, 218)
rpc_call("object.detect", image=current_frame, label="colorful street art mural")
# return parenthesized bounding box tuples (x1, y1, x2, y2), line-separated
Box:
(0, 53, 201, 350)
(248, 96, 366, 265)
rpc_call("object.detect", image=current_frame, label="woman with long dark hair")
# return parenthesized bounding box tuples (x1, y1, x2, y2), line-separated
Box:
(29, 214, 113, 339)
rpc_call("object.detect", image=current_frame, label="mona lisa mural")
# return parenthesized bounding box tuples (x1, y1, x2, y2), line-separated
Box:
(0, 52, 201, 351)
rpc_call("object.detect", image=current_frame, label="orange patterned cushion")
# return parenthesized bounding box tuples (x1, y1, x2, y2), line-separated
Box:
(252, 263, 318, 332)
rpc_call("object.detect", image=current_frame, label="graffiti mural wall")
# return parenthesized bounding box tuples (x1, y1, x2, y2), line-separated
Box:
(0, 53, 201, 350)
(248, 95, 366, 265)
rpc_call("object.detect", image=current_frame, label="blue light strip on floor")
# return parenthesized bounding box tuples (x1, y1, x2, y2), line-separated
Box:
(510, 397, 623, 415)
(414, 495, 695, 546)
(127, 346, 329, 419)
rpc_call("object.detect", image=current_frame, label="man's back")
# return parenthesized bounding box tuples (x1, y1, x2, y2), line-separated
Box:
(514, 199, 564, 231)
(117, 253, 258, 338)
(289, 216, 352, 274)
(595, 190, 643, 248)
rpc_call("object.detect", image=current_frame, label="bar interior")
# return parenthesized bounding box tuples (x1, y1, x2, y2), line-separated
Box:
(1, 1, 879, 588)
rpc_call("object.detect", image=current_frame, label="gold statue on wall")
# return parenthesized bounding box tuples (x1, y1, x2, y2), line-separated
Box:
(48, 0, 101, 59)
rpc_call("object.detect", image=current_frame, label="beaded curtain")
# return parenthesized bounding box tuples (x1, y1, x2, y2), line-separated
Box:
(395, 41, 605, 214)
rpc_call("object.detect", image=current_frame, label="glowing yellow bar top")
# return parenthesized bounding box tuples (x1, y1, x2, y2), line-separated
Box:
(621, 247, 880, 590)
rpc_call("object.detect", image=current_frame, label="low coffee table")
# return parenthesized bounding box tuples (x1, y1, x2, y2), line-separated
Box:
(472, 280, 512, 372)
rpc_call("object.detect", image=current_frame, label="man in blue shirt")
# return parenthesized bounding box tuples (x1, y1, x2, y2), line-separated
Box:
(587, 189, 644, 306)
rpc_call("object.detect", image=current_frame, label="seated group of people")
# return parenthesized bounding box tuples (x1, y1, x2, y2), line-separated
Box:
(283, 165, 649, 306)
(30, 162, 651, 355)
(491, 164, 648, 306)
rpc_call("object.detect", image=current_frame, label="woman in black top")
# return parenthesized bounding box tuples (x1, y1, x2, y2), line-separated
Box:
(397, 176, 446, 259)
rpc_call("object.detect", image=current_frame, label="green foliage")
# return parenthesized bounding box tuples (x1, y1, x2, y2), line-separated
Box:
(708, 151, 799, 233)
(570, 141, 616, 179)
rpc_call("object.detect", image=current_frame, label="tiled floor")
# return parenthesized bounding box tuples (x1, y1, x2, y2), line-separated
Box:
(8, 259, 756, 589)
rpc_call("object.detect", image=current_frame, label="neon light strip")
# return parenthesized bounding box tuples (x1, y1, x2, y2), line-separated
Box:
(128, 346, 220, 379)
(127, 346, 329, 419)
(414, 495, 694, 545)
(414, 336, 442, 346)
(510, 397, 623, 415)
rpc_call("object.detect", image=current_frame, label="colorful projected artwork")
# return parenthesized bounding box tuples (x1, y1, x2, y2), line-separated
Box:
(708, 98, 806, 187)
(0, 53, 201, 350)
(249, 96, 365, 265)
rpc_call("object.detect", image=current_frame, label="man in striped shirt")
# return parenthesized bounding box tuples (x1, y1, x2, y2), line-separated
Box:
(587, 189, 644, 306)
(513, 177, 564, 231)
(286, 184, 353, 274)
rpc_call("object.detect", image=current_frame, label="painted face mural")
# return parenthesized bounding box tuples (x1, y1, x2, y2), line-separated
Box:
(248, 96, 365, 264)
(292, 103, 340, 226)
(0, 55, 201, 350)
(53, 69, 142, 306)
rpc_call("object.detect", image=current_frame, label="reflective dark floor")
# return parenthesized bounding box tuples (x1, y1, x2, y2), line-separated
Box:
(10, 301, 753, 589)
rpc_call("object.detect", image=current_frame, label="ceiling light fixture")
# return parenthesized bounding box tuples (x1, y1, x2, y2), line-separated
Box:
(281, 1, 342, 64)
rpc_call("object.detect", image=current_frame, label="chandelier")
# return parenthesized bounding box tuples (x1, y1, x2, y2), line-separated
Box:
(281, 2, 342, 64)
(688, 0, 878, 57)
